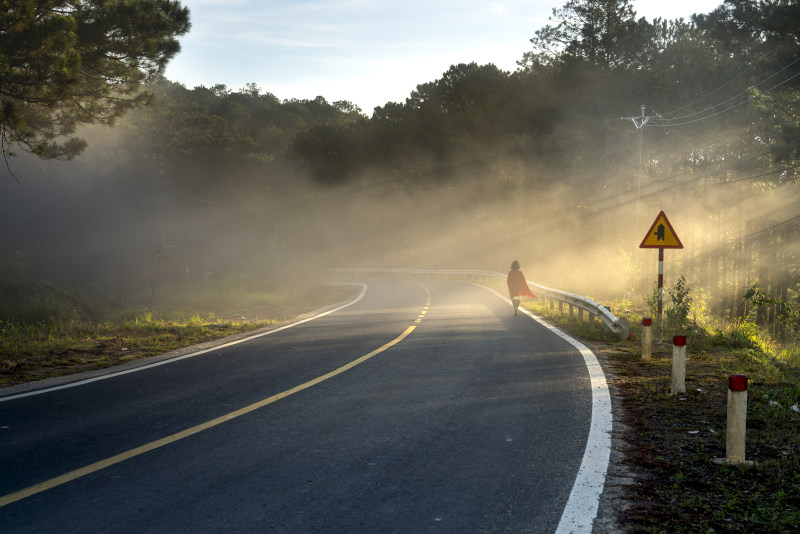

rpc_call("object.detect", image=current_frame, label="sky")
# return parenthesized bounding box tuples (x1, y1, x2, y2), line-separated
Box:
(164, 0, 726, 113)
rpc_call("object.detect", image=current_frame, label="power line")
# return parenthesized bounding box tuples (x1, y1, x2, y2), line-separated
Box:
(707, 163, 800, 186)
(648, 68, 800, 127)
(657, 56, 800, 123)
(584, 141, 795, 214)
(664, 32, 800, 116)
(739, 213, 800, 239)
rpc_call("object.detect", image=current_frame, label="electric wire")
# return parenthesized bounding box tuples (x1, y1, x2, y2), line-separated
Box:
(654, 56, 800, 123)
(739, 213, 800, 239)
(707, 163, 800, 186)
(582, 140, 796, 215)
(663, 31, 800, 116)
(648, 68, 800, 127)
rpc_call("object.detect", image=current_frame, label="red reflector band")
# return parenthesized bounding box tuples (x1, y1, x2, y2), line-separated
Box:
(729, 374, 748, 392)
(673, 335, 687, 346)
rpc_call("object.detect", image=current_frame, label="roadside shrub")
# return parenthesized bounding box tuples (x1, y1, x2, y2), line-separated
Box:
(745, 283, 800, 340)
(712, 319, 760, 350)
(645, 275, 694, 335)
(666, 275, 693, 333)
(777, 343, 800, 368)
(0, 282, 92, 325)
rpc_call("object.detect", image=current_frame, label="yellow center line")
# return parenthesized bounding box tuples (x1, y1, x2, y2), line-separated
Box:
(0, 324, 419, 508)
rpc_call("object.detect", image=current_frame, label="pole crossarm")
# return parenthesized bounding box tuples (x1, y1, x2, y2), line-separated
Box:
(620, 104, 662, 129)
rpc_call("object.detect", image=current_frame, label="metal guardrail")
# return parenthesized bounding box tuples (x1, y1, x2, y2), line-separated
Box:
(327, 268, 630, 340)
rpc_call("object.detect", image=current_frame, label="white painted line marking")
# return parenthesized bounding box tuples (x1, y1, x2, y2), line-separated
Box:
(477, 285, 611, 534)
(0, 284, 368, 402)
(0, 323, 419, 508)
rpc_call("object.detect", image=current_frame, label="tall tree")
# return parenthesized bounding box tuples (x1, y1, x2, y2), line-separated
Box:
(521, 0, 650, 70)
(694, 0, 800, 164)
(0, 0, 190, 166)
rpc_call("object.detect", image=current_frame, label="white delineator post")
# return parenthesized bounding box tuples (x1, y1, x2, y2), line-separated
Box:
(671, 335, 686, 395)
(727, 374, 749, 464)
(642, 317, 652, 361)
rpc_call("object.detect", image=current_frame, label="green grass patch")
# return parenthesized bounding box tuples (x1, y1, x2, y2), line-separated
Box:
(0, 281, 359, 387)
(525, 299, 620, 342)
(523, 296, 800, 533)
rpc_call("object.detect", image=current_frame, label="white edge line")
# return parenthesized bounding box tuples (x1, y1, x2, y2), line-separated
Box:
(0, 284, 368, 403)
(476, 284, 611, 534)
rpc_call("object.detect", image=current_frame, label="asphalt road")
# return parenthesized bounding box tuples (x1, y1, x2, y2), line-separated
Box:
(0, 279, 597, 533)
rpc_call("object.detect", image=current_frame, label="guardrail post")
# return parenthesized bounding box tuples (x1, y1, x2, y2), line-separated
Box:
(725, 374, 749, 464)
(671, 335, 687, 395)
(569, 304, 574, 318)
(578, 308, 584, 323)
(642, 317, 652, 360)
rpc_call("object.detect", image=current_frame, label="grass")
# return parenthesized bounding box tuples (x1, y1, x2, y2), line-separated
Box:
(0, 281, 359, 387)
(524, 299, 800, 533)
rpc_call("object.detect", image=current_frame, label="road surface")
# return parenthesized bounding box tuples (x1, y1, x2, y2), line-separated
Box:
(0, 278, 606, 533)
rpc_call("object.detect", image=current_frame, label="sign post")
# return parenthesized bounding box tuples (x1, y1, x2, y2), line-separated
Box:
(639, 211, 683, 343)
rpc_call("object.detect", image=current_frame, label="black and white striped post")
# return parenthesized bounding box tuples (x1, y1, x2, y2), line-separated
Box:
(639, 211, 683, 344)
(657, 248, 664, 342)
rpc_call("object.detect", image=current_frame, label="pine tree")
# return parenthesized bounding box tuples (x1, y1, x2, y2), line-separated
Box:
(0, 0, 190, 164)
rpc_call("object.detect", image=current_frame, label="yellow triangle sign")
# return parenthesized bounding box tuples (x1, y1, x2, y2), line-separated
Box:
(640, 211, 683, 249)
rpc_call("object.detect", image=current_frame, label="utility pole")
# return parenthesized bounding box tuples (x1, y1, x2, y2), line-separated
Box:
(621, 105, 650, 232)
(622, 105, 662, 308)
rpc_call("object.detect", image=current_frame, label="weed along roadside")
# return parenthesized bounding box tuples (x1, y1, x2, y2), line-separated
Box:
(526, 296, 800, 533)
(0, 283, 360, 387)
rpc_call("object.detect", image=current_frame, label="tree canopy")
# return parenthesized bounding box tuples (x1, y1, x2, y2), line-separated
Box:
(3, 0, 800, 329)
(0, 0, 190, 163)
(521, 0, 651, 70)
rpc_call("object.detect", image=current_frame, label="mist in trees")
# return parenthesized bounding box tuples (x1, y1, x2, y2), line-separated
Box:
(1, 0, 799, 334)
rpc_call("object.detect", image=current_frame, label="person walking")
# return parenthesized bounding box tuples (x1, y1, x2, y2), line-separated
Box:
(507, 260, 538, 315)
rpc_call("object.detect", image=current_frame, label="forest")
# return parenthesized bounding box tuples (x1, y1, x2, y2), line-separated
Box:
(1, 0, 799, 337)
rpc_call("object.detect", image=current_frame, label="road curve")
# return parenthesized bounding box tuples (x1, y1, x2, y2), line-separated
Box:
(0, 278, 606, 533)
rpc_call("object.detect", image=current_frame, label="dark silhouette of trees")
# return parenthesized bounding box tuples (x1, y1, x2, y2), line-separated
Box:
(0, 0, 190, 163)
(4, 0, 799, 332)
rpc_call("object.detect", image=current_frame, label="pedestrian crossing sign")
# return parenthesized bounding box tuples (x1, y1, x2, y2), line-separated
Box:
(640, 211, 683, 249)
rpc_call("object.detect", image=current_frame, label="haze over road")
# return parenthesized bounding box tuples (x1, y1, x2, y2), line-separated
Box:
(0, 279, 602, 532)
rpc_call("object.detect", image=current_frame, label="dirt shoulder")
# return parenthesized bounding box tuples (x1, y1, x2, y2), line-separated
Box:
(583, 334, 799, 533)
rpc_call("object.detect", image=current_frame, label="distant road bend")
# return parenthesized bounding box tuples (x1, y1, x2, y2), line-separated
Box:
(0, 278, 610, 533)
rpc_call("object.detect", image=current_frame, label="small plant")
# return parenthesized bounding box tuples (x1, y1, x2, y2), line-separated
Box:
(689, 287, 714, 330)
(608, 295, 633, 317)
(645, 281, 659, 318)
(712, 319, 760, 350)
(665, 275, 693, 334)
(137, 311, 153, 324)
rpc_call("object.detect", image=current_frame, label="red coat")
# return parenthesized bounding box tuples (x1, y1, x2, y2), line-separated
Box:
(507, 269, 537, 298)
